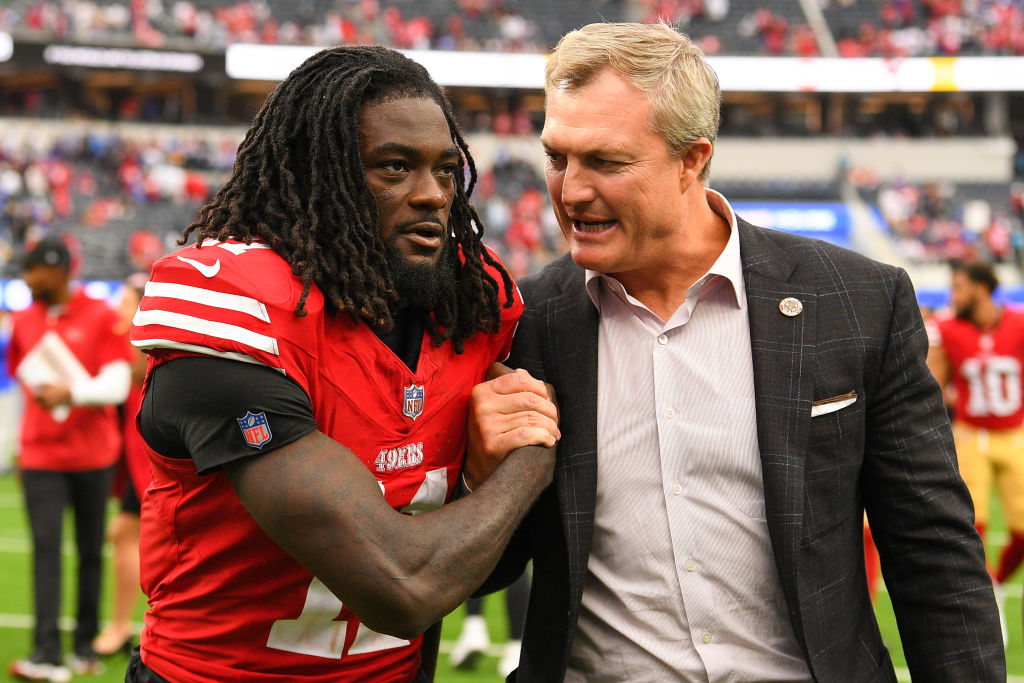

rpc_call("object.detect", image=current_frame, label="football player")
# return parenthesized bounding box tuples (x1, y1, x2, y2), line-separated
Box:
(928, 260, 1024, 641)
(126, 46, 559, 683)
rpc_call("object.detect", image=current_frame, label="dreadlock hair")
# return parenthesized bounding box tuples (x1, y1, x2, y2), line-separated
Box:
(182, 45, 515, 353)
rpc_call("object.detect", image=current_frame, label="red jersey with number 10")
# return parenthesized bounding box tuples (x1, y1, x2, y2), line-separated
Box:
(931, 307, 1024, 430)
(130, 238, 522, 682)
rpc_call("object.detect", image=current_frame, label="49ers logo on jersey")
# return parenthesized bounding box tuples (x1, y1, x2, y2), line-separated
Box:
(374, 442, 424, 473)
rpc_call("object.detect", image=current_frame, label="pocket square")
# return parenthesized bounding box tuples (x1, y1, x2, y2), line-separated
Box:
(811, 392, 857, 417)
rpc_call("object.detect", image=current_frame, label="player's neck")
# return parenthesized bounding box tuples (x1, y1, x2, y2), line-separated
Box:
(971, 300, 1001, 331)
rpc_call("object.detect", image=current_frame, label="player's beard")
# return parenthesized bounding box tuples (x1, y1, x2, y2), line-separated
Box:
(385, 240, 454, 313)
(954, 294, 976, 321)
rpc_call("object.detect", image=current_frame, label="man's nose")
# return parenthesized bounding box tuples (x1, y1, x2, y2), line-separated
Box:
(410, 171, 448, 209)
(560, 160, 595, 209)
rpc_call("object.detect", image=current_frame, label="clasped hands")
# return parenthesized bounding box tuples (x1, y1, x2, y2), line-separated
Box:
(465, 363, 560, 490)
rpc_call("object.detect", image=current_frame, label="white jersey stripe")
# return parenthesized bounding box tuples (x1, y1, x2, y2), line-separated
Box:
(132, 310, 280, 356)
(129, 339, 286, 374)
(143, 281, 270, 322)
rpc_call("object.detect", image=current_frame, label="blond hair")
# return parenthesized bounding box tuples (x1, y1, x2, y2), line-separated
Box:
(545, 22, 721, 182)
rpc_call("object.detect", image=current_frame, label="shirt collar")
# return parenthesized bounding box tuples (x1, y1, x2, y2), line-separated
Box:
(584, 187, 745, 311)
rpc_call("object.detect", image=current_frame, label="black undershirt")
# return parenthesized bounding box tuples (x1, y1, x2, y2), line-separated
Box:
(372, 305, 425, 373)
(140, 309, 425, 471)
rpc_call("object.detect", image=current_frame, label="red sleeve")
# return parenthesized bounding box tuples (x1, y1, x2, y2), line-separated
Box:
(130, 239, 322, 396)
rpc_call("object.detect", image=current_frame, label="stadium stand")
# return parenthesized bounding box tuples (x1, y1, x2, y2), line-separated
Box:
(0, 0, 1022, 287)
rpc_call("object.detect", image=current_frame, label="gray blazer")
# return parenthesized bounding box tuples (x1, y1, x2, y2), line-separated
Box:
(481, 219, 1004, 682)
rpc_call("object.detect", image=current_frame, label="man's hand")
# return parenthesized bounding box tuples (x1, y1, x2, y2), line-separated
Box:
(33, 383, 71, 410)
(465, 363, 559, 489)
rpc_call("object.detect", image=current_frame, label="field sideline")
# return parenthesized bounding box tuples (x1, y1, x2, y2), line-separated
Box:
(0, 473, 1017, 682)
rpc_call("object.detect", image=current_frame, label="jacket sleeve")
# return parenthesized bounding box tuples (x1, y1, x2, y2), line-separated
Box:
(864, 268, 1004, 680)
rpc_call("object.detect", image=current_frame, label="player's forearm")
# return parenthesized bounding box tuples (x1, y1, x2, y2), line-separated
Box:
(230, 431, 554, 640)
(349, 444, 554, 637)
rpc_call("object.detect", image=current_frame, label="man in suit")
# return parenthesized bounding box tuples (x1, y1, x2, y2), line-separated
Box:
(467, 22, 1003, 682)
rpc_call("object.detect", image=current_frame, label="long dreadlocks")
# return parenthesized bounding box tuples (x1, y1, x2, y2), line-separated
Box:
(182, 45, 515, 353)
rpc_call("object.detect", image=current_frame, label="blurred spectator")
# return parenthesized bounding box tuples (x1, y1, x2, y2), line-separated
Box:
(867, 176, 1024, 265)
(8, 235, 133, 680)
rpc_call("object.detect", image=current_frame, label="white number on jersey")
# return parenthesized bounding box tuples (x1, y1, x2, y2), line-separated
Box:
(266, 577, 409, 659)
(962, 355, 1022, 417)
(265, 468, 448, 658)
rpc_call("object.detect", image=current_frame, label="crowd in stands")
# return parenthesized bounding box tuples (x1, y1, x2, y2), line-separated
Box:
(2, 0, 1023, 56)
(862, 176, 1024, 264)
(0, 127, 234, 279)
(0, 0, 553, 52)
(0, 121, 563, 282)
(827, 0, 1024, 57)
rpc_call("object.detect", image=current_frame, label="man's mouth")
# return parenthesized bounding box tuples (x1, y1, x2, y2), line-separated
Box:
(402, 222, 444, 249)
(572, 219, 616, 233)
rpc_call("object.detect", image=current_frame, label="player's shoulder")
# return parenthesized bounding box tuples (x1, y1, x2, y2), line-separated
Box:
(148, 238, 319, 313)
(133, 238, 325, 369)
(72, 289, 118, 316)
(1001, 306, 1024, 327)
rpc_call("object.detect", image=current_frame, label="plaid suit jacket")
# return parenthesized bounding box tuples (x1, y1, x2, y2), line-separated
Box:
(482, 220, 1004, 682)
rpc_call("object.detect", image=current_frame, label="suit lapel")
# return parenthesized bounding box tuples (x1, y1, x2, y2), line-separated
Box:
(544, 267, 600, 604)
(739, 221, 817, 625)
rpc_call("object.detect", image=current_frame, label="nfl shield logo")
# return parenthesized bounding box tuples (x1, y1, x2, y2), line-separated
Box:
(403, 384, 425, 420)
(237, 411, 273, 449)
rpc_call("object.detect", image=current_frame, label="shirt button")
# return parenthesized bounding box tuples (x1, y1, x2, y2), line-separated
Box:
(665, 407, 676, 419)
(671, 483, 682, 496)
(657, 334, 668, 345)
(684, 558, 697, 572)
(701, 630, 712, 644)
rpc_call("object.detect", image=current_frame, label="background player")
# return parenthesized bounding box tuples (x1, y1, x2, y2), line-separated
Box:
(8, 236, 134, 682)
(928, 260, 1024, 641)
(126, 45, 559, 682)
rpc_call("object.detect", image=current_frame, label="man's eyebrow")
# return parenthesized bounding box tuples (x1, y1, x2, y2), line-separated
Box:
(368, 142, 461, 159)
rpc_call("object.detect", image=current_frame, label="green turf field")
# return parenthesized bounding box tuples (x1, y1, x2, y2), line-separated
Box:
(0, 472, 1017, 682)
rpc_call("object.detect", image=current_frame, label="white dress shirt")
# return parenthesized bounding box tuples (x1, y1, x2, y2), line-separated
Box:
(565, 190, 811, 682)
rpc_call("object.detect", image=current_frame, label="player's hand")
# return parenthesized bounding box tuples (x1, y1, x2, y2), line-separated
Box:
(465, 363, 559, 489)
(33, 383, 71, 409)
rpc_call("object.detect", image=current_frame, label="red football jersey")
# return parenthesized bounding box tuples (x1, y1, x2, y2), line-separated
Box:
(931, 307, 1024, 430)
(130, 238, 522, 682)
(8, 288, 133, 471)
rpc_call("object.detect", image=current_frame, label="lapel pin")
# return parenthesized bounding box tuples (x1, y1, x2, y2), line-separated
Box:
(779, 297, 803, 317)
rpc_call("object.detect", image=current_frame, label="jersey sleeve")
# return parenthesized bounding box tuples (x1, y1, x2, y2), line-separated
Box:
(140, 356, 318, 473)
(129, 239, 323, 395)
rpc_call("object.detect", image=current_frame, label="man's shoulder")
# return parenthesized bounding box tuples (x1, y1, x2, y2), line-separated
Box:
(70, 289, 118, 317)
(517, 253, 582, 303)
(1002, 306, 1024, 327)
(740, 222, 903, 288)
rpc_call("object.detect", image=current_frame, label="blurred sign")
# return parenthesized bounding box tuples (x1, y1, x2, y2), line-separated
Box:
(224, 43, 1024, 92)
(732, 202, 851, 248)
(43, 44, 203, 72)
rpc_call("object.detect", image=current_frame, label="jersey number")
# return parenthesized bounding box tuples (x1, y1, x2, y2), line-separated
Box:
(962, 356, 1022, 417)
(266, 577, 409, 658)
(265, 468, 448, 658)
